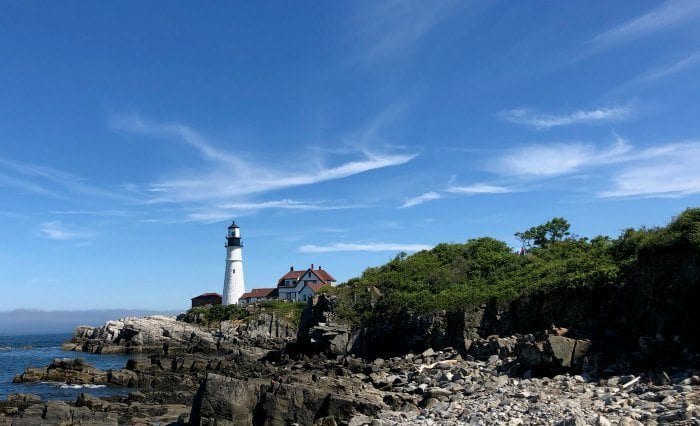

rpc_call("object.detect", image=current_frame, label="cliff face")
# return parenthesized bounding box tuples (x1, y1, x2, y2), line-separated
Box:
(297, 285, 697, 374)
(352, 308, 489, 359)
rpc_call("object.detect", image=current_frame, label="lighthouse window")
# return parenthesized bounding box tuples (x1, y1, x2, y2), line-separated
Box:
(232, 269, 235, 274)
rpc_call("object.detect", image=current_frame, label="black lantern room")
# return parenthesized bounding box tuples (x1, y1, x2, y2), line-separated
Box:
(226, 221, 242, 247)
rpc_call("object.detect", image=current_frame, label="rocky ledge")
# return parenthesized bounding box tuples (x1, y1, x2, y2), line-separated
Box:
(0, 392, 189, 425)
(61, 313, 296, 355)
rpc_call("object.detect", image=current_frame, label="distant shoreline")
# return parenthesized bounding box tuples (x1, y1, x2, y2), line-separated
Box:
(0, 309, 182, 336)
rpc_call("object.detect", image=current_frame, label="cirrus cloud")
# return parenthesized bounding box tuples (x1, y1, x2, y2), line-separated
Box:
(499, 106, 633, 129)
(299, 242, 432, 253)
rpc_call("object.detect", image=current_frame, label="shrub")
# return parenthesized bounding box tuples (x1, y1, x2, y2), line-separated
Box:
(331, 209, 700, 325)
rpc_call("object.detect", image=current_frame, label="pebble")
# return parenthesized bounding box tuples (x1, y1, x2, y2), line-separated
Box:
(370, 347, 700, 425)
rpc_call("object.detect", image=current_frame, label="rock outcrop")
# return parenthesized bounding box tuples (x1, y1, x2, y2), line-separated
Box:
(220, 313, 297, 348)
(62, 313, 298, 355)
(12, 358, 108, 385)
(61, 315, 218, 354)
(0, 392, 189, 425)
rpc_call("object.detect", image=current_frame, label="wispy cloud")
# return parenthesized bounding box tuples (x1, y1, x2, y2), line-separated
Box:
(111, 114, 416, 204)
(445, 183, 513, 194)
(600, 142, 700, 198)
(0, 211, 24, 219)
(611, 52, 700, 94)
(586, 0, 700, 52)
(299, 242, 432, 253)
(401, 191, 442, 208)
(0, 157, 131, 201)
(493, 138, 632, 177)
(352, 0, 460, 63)
(39, 221, 95, 241)
(489, 137, 700, 199)
(401, 183, 513, 208)
(187, 200, 363, 223)
(51, 210, 129, 217)
(499, 106, 633, 129)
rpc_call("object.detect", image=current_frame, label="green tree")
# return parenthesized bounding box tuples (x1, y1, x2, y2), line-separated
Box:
(515, 217, 571, 248)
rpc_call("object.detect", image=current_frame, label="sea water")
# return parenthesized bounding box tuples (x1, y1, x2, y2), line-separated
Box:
(0, 334, 135, 400)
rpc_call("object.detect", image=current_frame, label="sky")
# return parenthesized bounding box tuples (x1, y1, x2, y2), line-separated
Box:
(1, 1, 700, 311)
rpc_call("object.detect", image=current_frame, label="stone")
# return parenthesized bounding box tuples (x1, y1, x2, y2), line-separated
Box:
(653, 370, 672, 386)
(595, 415, 611, 426)
(556, 415, 587, 426)
(422, 348, 435, 358)
(348, 414, 373, 426)
(619, 418, 644, 426)
(108, 368, 138, 387)
(548, 336, 576, 368)
(687, 404, 700, 419)
(422, 397, 440, 410)
(661, 395, 676, 405)
(43, 401, 71, 422)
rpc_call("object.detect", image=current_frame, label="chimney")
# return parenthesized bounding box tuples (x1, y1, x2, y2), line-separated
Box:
(311, 263, 314, 270)
(290, 266, 294, 271)
(318, 265, 322, 270)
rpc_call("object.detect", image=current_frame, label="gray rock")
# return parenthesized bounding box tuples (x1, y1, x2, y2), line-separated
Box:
(619, 417, 644, 426)
(43, 401, 71, 422)
(595, 415, 611, 426)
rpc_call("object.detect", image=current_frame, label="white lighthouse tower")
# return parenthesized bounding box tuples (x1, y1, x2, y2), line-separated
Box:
(222, 221, 245, 305)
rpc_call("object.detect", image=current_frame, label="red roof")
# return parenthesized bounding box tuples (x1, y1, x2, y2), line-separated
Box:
(191, 292, 222, 300)
(279, 270, 305, 281)
(314, 269, 336, 283)
(305, 283, 328, 293)
(239, 288, 276, 300)
(277, 267, 337, 287)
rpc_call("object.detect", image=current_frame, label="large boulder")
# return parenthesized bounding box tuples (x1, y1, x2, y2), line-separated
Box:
(189, 373, 382, 425)
(13, 358, 108, 385)
(517, 334, 592, 372)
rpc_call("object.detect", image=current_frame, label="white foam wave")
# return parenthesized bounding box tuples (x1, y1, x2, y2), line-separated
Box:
(58, 383, 107, 389)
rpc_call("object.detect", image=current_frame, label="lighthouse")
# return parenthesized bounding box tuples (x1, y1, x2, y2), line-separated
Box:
(222, 221, 245, 305)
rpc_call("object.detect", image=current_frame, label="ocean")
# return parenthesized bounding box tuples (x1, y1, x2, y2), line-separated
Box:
(0, 334, 136, 401)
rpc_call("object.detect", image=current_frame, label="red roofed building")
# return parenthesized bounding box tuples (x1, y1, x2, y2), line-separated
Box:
(277, 264, 336, 302)
(191, 292, 222, 307)
(239, 288, 277, 305)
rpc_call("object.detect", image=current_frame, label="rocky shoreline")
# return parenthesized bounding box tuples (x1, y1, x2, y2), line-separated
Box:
(2, 297, 699, 425)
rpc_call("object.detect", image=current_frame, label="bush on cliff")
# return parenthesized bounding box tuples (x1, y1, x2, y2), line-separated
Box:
(183, 301, 305, 327)
(185, 304, 247, 325)
(330, 208, 699, 331)
(256, 300, 305, 326)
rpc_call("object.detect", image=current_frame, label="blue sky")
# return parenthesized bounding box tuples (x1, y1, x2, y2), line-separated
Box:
(1, 1, 700, 311)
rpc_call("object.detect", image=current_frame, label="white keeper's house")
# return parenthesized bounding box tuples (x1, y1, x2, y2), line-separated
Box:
(238, 264, 336, 305)
(277, 264, 336, 302)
